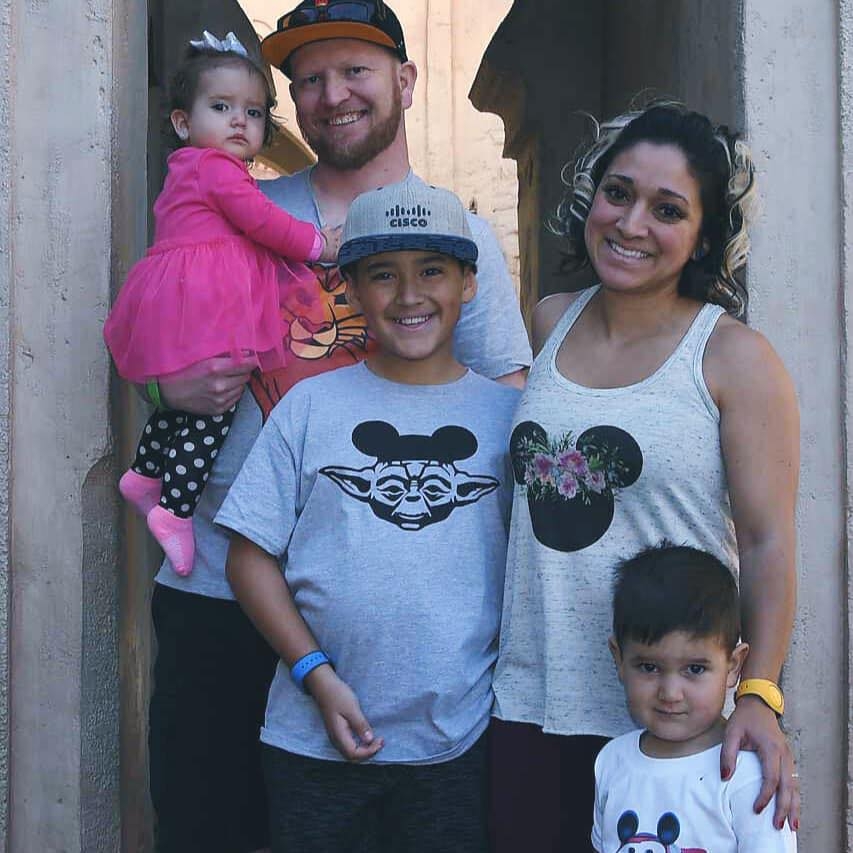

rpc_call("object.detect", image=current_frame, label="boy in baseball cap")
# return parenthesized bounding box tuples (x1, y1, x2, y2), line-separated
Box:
(218, 177, 520, 851)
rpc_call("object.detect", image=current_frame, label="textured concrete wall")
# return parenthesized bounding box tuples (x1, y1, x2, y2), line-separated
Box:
(6, 0, 125, 848)
(742, 1, 846, 849)
(601, 1, 741, 131)
(0, 0, 12, 845)
(842, 4, 853, 847)
(241, 0, 521, 287)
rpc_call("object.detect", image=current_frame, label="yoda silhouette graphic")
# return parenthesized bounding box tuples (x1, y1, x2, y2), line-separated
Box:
(321, 421, 499, 531)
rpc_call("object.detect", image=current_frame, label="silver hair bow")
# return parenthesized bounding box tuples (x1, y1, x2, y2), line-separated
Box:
(189, 30, 248, 58)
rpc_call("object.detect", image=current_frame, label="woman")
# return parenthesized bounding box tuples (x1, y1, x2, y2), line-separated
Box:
(489, 104, 799, 851)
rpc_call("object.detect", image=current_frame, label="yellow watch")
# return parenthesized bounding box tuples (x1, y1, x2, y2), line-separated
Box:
(735, 678, 785, 715)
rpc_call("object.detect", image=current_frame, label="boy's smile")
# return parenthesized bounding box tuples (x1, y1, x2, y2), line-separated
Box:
(345, 250, 477, 384)
(610, 631, 748, 759)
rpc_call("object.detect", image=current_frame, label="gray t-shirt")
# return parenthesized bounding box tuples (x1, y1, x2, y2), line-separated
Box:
(215, 363, 520, 764)
(154, 168, 531, 598)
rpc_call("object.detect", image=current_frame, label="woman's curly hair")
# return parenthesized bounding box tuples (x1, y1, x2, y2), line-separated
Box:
(551, 101, 757, 317)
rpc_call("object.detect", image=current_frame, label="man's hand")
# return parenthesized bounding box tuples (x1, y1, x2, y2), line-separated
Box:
(159, 356, 253, 415)
(721, 695, 799, 831)
(306, 665, 384, 762)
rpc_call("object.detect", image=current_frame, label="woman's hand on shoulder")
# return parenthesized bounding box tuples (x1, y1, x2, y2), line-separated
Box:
(722, 695, 799, 831)
(531, 291, 581, 357)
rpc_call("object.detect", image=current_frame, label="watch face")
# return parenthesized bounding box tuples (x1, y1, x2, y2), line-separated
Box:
(738, 680, 784, 713)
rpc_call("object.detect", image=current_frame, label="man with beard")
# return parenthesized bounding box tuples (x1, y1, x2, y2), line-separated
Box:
(146, 3, 531, 852)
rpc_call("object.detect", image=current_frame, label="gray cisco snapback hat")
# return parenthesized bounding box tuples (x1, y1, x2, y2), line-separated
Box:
(338, 175, 478, 269)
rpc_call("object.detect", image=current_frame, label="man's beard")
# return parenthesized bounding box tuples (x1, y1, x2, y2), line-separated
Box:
(299, 85, 403, 171)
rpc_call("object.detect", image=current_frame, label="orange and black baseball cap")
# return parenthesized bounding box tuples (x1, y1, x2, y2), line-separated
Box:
(261, 0, 408, 77)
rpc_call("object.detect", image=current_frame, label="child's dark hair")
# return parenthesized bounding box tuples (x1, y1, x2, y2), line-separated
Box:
(551, 101, 757, 317)
(167, 46, 276, 148)
(612, 542, 740, 652)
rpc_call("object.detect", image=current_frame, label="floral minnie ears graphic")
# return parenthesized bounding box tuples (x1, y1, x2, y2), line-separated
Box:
(510, 421, 643, 553)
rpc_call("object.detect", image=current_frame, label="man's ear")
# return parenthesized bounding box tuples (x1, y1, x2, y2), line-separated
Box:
(399, 60, 417, 110)
(461, 269, 478, 304)
(727, 642, 750, 688)
(170, 109, 190, 142)
(608, 635, 624, 682)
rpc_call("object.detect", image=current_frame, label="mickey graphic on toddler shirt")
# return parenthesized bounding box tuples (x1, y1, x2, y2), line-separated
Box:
(321, 421, 499, 531)
(612, 811, 706, 853)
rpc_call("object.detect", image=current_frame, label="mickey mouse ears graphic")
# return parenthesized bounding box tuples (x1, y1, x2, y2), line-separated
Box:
(353, 421, 477, 463)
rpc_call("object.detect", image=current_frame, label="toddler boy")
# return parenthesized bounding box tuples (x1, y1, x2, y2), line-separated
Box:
(216, 177, 519, 853)
(593, 543, 796, 852)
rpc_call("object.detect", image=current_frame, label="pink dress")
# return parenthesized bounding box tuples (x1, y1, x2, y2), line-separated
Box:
(104, 147, 321, 382)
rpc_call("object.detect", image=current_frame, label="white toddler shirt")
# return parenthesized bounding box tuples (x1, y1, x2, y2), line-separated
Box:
(592, 730, 797, 852)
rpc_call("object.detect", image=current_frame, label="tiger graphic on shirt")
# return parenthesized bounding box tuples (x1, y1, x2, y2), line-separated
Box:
(249, 263, 373, 421)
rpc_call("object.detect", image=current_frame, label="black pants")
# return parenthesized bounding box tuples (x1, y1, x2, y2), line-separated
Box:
(149, 584, 278, 853)
(262, 736, 489, 853)
(488, 719, 607, 853)
(131, 406, 236, 517)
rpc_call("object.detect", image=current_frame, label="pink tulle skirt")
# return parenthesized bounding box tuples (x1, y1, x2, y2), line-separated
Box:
(104, 235, 313, 382)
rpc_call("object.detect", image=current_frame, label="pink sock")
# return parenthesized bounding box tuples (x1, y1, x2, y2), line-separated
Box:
(147, 505, 196, 577)
(119, 469, 162, 518)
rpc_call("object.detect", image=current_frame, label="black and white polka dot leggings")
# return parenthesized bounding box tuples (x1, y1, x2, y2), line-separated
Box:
(130, 406, 236, 518)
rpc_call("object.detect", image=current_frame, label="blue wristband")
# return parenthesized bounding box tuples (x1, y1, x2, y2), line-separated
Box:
(290, 651, 331, 691)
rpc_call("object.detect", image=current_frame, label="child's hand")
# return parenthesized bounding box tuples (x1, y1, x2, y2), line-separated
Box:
(318, 225, 342, 264)
(305, 665, 384, 762)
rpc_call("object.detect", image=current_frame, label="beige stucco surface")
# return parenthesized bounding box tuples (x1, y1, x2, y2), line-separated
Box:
(842, 2, 853, 844)
(3, 0, 147, 849)
(742, 1, 846, 848)
(0, 0, 12, 846)
(240, 0, 521, 289)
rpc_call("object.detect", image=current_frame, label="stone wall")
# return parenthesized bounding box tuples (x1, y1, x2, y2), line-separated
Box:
(3, 0, 138, 848)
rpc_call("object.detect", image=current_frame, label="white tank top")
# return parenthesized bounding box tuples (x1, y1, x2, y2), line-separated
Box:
(493, 287, 737, 737)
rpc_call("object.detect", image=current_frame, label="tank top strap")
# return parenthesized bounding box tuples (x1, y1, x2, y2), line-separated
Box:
(678, 301, 726, 418)
(538, 286, 599, 362)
